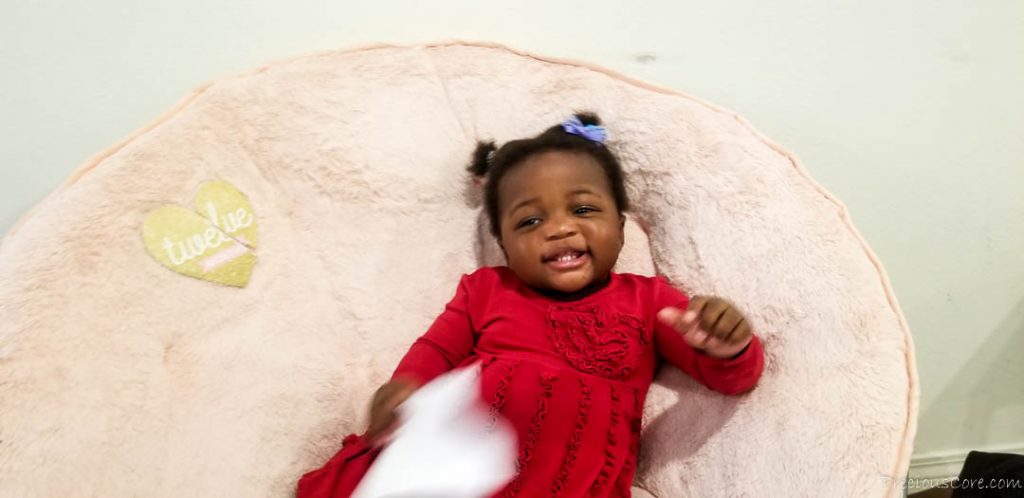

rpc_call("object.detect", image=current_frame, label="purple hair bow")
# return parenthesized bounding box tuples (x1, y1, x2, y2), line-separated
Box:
(561, 116, 607, 143)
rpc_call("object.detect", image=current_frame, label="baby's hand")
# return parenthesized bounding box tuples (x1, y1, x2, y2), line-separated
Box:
(657, 296, 753, 359)
(366, 377, 420, 446)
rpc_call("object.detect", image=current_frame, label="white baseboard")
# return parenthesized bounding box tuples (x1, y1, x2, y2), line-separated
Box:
(908, 444, 1024, 491)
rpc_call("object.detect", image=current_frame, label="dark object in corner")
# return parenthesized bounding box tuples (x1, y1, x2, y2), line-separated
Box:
(911, 451, 1024, 498)
(951, 451, 1024, 497)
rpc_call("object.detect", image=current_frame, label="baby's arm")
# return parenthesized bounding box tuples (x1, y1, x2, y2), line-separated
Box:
(366, 275, 478, 441)
(651, 277, 764, 395)
(391, 276, 477, 384)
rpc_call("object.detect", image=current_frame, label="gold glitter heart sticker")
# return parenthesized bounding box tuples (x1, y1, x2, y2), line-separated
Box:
(142, 181, 258, 287)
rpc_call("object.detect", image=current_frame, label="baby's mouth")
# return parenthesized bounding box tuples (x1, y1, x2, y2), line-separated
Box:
(543, 250, 589, 270)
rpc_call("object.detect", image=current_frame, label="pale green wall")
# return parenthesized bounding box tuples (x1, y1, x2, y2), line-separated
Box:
(3, 0, 1022, 472)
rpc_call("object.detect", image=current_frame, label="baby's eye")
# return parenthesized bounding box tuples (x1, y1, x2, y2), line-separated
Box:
(574, 206, 597, 215)
(516, 217, 540, 229)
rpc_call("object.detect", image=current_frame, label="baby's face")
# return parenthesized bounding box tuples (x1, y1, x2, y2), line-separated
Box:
(497, 150, 624, 294)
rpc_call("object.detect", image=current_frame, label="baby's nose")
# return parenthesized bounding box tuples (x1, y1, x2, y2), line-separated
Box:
(545, 216, 579, 239)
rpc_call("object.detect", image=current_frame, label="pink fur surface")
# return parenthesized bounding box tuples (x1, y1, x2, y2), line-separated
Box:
(0, 42, 917, 497)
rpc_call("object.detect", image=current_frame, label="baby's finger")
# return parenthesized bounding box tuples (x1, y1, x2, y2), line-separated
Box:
(683, 296, 709, 335)
(714, 309, 744, 341)
(699, 299, 730, 333)
(687, 295, 710, 316)
(682, 320, 707, 348)
(701, 335, 724, 352)
(657, 306, 683, 329)
(728, 319, 753, 344)
(658, 306, 701, 333)
(680, 310, 699, 330)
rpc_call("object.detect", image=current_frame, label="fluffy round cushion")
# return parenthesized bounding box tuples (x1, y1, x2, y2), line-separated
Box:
(0, 42, 917, 497)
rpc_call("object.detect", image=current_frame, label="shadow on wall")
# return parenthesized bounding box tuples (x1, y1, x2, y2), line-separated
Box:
(921, 295, 1024, 451)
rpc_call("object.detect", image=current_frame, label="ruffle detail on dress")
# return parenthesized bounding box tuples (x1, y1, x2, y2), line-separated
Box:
(487, 359, 520, 431)
(550, 378, 593, 497)
(503, 372, 557, 497)
(615, 389, 645, 496)
(591, 385, 622, 496)
(546, 305, 645, 380)
(617, 312, 648, 346)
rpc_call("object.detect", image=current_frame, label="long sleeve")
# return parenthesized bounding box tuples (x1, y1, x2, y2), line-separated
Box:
(391, 275, 478, 385)
(651, 277, 764, 395)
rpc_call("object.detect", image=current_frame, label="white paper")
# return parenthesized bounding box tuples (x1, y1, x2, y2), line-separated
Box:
(352, 364, 518, 498)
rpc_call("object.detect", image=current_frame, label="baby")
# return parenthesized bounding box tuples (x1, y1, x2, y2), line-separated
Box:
(367, 113, 764, 498)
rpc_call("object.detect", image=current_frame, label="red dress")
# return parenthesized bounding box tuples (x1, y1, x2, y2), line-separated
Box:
(391, 266, 764, 498)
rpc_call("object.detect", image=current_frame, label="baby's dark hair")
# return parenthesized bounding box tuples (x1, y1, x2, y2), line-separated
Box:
(468, 112, 630, 239)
